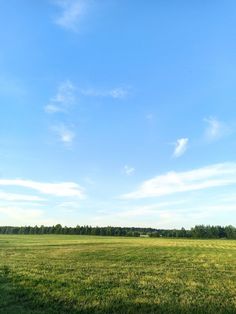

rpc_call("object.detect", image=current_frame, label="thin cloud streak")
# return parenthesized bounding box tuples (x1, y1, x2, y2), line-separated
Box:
(0, 191, 44, 202)
(80, 87, 129, 99)
(0, 179, 85, 198)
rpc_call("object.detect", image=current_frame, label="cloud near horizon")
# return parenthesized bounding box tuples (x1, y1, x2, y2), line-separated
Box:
(121, 162, 236, 199)
(0, 206, 43, 220)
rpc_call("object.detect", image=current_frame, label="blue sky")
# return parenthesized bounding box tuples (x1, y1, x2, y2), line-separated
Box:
(0, 0, 236, 228)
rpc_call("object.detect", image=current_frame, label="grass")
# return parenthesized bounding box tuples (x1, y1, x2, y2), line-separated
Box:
(0, 235, 236, 313)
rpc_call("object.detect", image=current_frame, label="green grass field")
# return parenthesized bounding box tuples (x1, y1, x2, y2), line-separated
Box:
(0, 235, 236, 313)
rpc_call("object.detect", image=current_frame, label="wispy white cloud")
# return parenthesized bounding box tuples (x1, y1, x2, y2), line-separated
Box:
(45, 81, 76, 146)
(173, 138, 188, 158)
(52, 124, 75, 144)
(45, 82, 129, 116)
(45, 80, 75, 114)
(53, 0, 88, 32)
(0, 191, 44, 202)
(80, 87, 129, 99)
(204, 116, 228, 141)
(121, 162, 236, 199)
(123, 165, 135, 176)
(0, 179, 85, 198)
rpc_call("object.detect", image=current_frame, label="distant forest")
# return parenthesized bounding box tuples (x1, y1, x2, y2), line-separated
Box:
(0, 224, 236, 239)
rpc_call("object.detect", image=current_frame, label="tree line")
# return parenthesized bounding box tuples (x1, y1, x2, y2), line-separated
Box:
(0, 224, 236, 239)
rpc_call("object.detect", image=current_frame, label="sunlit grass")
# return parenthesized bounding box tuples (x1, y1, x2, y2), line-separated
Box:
(0, 235, 236, 313)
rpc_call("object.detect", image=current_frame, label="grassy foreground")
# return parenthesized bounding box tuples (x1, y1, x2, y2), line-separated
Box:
(0, 235, 236, 314)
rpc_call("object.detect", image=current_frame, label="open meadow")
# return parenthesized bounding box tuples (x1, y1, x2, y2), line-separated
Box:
(0, 235, 236, 314)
